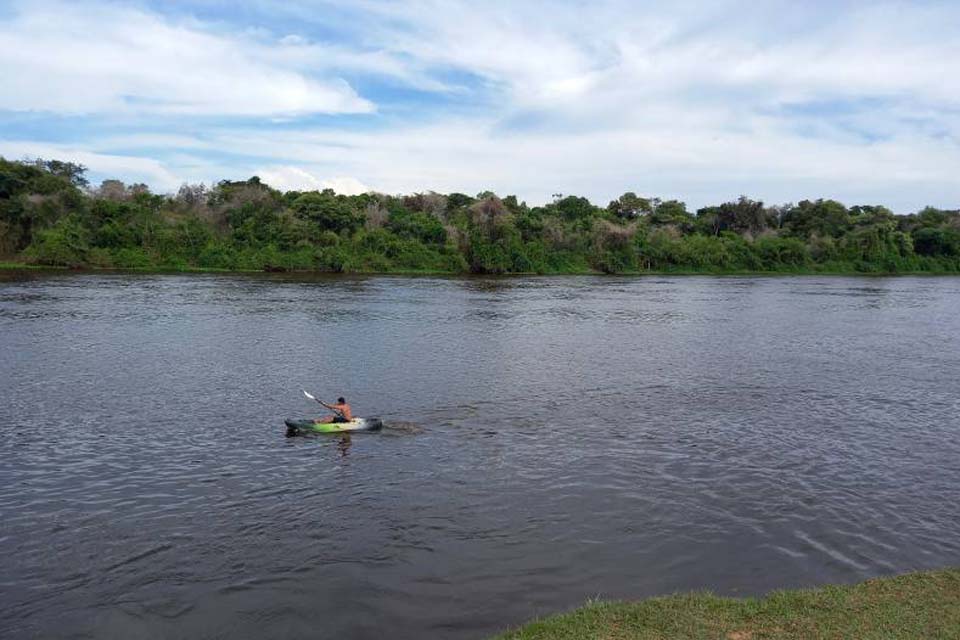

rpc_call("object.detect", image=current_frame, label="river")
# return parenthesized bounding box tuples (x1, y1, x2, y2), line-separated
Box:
(1, 273, 959, 639)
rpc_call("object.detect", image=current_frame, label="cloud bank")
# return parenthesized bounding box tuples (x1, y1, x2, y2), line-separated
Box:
(0, 1, 372, 115)
(1, 0, 958, 212)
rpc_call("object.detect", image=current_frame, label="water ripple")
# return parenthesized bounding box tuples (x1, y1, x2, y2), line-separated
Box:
(1, 273, 959, 639)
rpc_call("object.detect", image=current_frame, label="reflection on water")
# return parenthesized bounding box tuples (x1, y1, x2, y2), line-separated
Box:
(1, 273, 960, 639)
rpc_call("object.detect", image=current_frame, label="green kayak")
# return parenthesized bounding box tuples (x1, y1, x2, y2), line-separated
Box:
(285, 418, 383, 436)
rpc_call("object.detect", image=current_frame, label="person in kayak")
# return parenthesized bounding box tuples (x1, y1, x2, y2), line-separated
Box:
(315, 397, 352, 424)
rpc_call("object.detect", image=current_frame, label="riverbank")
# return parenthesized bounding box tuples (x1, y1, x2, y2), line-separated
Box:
(0, 261, 67, 271)
(494, 568, 960, 639)
(2, 259, 959, 277)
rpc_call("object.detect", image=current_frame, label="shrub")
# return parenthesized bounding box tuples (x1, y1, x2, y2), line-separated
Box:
(387, 210, 447, 245)
(23, 215, 89, 266)
(112, 247, 154, 269)
(752, 236, 810, 268)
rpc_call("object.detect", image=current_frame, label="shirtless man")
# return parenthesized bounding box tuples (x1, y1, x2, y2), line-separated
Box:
(315, 397, 352, 424)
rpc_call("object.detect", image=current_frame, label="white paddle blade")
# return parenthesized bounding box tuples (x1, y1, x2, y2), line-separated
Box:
(303, 390, 316, 401)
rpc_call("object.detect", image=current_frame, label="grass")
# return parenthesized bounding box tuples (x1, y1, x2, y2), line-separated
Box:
(0, 260, 66, 270)
(494, 568, 960, 639)
(3, 260, 959, 277)
(2, 256, 959, 277)
(0, 261, 279, 274)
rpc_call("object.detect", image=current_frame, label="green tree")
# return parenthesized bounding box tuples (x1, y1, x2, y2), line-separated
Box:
(913, 227, 960, 257)
(2, 157, 960, 276)
(387, 210, 447, 244)
(548, 195, 599, 223)
(698, 196, 768, 236)
(24, 214, 90, 266)
(607, 192, 651, 219)
(783, 199, 850, 239)
(291, 191, 364, 234)
(650, 200, 693, 229)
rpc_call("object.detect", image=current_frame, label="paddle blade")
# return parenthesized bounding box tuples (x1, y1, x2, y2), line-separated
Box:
(303, 390, 316, 401)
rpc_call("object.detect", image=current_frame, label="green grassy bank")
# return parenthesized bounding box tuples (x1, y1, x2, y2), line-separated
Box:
(0, 260, 66, 270)
(495, 568, 960, 639)
(3, 258, 960, 278)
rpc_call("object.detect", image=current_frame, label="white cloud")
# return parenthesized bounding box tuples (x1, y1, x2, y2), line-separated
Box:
(0, 1, 373, 116)
(358, 0, 960, 111)
(0, 139, 184, 191)
(1, 0, 959, 211)
(39, 111, 957, 211)
(319, 176, 372, 196)
(256, 166, 370, 195)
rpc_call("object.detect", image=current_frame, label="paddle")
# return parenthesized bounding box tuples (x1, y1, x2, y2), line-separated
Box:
(303, 390, 347, 420)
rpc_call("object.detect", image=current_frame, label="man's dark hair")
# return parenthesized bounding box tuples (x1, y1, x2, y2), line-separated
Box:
(337, 397, 346, 404)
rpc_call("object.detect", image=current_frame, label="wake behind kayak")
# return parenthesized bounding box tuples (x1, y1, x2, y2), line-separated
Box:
(285, 418, 384, 436)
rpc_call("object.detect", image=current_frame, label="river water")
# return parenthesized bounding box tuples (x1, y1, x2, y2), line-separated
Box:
(1, 273, 959, 639)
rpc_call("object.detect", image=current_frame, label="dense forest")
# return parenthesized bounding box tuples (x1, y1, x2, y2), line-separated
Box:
(1, 157, 958, 274)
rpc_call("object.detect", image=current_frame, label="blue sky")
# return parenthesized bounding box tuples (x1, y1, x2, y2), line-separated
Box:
(1, 0, 958, 211)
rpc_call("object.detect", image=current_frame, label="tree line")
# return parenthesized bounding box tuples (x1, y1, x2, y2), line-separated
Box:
(1, 157, 958, 274)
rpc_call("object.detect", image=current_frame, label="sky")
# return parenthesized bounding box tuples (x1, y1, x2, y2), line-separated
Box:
(0, 0, 958, 212)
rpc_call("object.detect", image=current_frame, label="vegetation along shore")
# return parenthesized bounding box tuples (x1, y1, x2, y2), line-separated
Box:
(494, 568, 960, 639)
(2, 158, 958, 275)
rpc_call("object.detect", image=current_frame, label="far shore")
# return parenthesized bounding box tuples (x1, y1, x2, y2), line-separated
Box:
(493, 568, 960, 639)
(3, 260, 960, 278)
